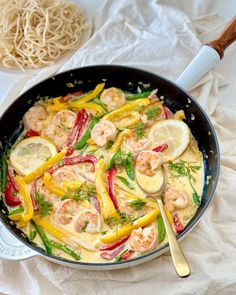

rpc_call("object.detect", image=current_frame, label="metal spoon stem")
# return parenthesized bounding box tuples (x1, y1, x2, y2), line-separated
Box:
(156, 198, 191, 278)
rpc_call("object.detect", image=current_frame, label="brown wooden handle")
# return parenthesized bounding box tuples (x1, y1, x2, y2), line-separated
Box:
(206, 15, 236, 59)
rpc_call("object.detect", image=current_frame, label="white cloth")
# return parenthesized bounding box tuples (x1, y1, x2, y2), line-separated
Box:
(1, 0, 236, 294)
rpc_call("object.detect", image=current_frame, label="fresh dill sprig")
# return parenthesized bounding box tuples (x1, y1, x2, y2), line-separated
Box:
(146, 106, 160, 120)
(129, 198, 146, 211)
(34, 192, 53, 218)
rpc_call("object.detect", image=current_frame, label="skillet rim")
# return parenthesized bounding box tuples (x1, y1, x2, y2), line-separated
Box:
(0, 64, 220, 268)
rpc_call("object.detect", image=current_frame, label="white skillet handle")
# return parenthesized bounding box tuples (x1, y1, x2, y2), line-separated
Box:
(0, 221, 39, 261)
(176, 16, 236, 91)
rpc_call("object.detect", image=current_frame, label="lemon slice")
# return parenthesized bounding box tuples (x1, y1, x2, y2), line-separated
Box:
(148, 120, 190, 161)
(10, 136, 57, 175)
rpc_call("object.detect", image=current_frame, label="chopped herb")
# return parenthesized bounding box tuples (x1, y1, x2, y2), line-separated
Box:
(146, 106, 160, 120)
(101, 230, 108, 235)
(168, 160, 201, 183)
(134, 105, 145, 112)
(117, 176, 134, 190)
(168, 160, 201, 205)
(104, 216, 119, 226)
(129, 198, 146, 211)
(106, 149, 127, 170)
(34, 192, 53, 218)
(82, 221, 89, 232)
(68, 182, 96, 203)
(135, 122, 145, 139)
(105, 141, 113, 150)
(118, 211, 134, 225)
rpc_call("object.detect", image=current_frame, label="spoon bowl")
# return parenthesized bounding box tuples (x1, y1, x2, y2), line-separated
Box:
(136, 165, 191, 278)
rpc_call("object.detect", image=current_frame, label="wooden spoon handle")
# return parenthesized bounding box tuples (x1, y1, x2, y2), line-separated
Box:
(206, 16, 236, 59)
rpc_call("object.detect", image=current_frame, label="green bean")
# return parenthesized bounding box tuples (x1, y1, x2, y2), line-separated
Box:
(114, 249, 128, 262)
(106, 148, 121, 171)
(0, 156, 8, 192)
(74, 117, 99, 150)
(125, 152, 134, 180)
(29, 230, 37, 241)
(93, 97, 109, 113)
(30, 220, 52, 254)
(157, 215, 165, 243)
(126, 91, 152, 101)
(117, 176, 134, 190)
(8, 207, 24, 216)
(50, 240, 81, 260)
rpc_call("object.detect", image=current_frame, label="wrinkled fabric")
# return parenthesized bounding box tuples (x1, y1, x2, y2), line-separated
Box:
(0, 0, 236, 294)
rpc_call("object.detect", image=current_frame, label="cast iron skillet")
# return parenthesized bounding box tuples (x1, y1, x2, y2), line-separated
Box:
(0, 65, 220, 269)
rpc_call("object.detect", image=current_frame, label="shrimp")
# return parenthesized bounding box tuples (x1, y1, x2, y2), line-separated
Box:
(124, 136, 150, 157)
(136, 150, 162, 176)
(23, 106, 48, 133)
(100, 87, 125, 111)
(53, 199, 78, 225)
(91, 120, 117, 147)
(52, 166, 81, 183)
(74, 211, 101, 233)
(129, 224, 157, 253)
(41, 110, 76, 149)
(164, 189, 190, 212)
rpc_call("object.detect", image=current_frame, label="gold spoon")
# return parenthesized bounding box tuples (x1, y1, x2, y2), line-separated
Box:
(136, 166, 191, 278)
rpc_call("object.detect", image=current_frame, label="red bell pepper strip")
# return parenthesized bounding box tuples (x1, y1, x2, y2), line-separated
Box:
(100, 244, 125, 260)
(107, 167, 119, 210)
(30, 180, 39, 211)
(163, 106, 174, 119)
(100, 234, 130, 251)
(25, 130, 39, 138)
(75, 112, 91, 142)
(7, 166, 19, 192)
(60, 91, 83, 103)
(62, 154, 97, 166)
(152, 143, 168, 153)
(173, 213, 185, 234)
(49, 154, 98, 174)
(65, 109, 88, 156)
(120, 249, 135, 261)
(5, 182, 21, 206)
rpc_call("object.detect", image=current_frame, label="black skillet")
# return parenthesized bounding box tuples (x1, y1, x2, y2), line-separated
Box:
(0, 17, 235, 270)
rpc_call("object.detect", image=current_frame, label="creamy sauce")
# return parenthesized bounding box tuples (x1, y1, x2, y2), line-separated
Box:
(4, 87, 204, 263)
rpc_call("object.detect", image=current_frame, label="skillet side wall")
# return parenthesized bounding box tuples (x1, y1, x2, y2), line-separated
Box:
(0, 65, 219, 267)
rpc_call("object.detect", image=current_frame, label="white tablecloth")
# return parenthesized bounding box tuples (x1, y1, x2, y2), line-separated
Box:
(1, 0, 236, 294)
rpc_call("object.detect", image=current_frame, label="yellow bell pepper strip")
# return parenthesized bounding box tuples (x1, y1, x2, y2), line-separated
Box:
(69, 101, 104, 116)
(102, 99, 150, 121)
(115, 111, 140, 129)
(173, 110, 186, 121)
(43, 173, 67, 197)
(33, 216, 70, 242)
(95, 159, 119, 220)
(62, 180, 83, 190)
(74, 83, 105, 103)
(108, 129, 132, 157)
(46, 97, 67, 112)
(23, 150, 66, 183)
(164, 206, 174, 225)
(13, 176, 34, 223)
(100, 208, 159, 244)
